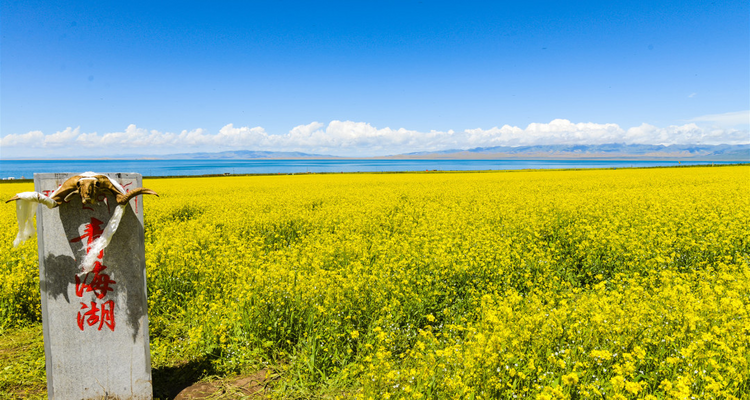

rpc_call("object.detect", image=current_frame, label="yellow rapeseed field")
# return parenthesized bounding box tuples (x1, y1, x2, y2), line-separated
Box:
(1, 165, 748, 399)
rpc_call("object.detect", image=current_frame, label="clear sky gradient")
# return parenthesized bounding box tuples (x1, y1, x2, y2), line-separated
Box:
(1, 0, 748, 157)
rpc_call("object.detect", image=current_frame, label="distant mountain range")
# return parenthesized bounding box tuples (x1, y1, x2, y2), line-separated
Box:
(8, 144, 748, 161)
(416, 143, 748, 155)
(158, 150, 338, 159)
(395, 143, 750, 160)
(153, 144, 749, 160)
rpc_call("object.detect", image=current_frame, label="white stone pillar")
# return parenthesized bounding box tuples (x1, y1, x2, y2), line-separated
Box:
(35, 172, 152, 399)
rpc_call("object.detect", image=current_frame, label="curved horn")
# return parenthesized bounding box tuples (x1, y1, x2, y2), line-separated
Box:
(64, 190, 80, 202)
(117, 187, 159, 205)
(96, 176, 158, 205)
(96, 175, 127, 197)
(50, 176, 83, 205)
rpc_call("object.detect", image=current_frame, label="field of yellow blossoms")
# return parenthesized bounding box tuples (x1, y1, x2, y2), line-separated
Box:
(1, 165, 749, 399)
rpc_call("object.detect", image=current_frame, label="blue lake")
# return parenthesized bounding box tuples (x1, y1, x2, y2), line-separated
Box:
(0, 159, 745, 179)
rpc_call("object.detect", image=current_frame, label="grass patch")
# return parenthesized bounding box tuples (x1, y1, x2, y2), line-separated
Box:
(0, 324, 46, 400)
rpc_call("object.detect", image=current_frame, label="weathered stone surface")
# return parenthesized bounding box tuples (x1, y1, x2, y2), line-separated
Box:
(36, 173, 152, 400)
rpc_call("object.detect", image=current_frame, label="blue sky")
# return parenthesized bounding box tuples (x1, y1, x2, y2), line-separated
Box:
(1, 0, 748, 157)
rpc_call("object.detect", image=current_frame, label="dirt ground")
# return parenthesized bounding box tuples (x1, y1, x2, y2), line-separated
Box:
(173, 369, 272, 400)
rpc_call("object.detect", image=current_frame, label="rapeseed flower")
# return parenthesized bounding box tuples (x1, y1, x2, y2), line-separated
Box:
(0, 165, 748, 398)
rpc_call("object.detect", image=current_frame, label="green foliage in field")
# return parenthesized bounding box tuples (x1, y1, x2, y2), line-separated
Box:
(1, 166, 749, 399)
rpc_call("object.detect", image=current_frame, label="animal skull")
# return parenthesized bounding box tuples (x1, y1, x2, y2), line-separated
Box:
(6, 174, 158, 206)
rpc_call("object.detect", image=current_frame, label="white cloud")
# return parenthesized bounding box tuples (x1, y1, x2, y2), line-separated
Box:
(520, 119, 624, 145)
(44, 127, 81, 147)
(689, 110, 750, 127)
(0, 130, 45, 147)
(2, 118, 748, 158)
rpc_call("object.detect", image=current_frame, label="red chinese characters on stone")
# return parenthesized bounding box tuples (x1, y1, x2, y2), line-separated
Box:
(75, 264, 116, 299)
(77, 300, 116, 331)
(71, 217, 117, 332)
(70, 217, 105, 260)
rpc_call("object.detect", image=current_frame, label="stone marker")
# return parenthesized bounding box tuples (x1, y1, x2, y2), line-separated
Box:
(35, 173, 152, 399)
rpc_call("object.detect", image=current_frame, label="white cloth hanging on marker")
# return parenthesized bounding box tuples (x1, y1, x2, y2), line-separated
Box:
(12, 192, 57, 247)
(80, 203, 127, 272)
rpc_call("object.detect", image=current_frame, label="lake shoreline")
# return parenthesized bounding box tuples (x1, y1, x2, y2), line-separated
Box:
(1, 161, 747, 183)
